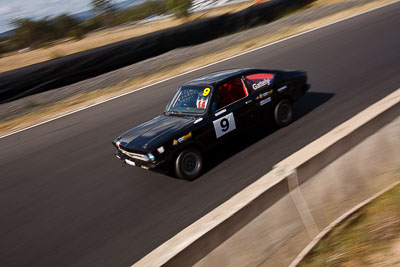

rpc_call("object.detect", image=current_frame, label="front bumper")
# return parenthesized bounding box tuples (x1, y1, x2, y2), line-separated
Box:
(115, 150, 166, 170)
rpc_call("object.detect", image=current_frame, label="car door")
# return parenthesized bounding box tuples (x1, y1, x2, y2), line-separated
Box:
(244, 72, 277, 121)
(210, 77, 257, 143)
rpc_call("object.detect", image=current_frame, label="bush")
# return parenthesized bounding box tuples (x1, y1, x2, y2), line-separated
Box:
(113, 0, 169, 24)
(50, 50, 65, 59)
(167, 0, 191, 18)
(68, 28, 85, 40)
(0, 43, 8, 56)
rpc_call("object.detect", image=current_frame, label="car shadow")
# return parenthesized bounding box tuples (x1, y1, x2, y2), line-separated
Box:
(200, 91, 335, 177)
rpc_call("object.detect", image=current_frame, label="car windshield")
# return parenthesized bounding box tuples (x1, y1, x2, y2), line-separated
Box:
(166, 86, 212, 114)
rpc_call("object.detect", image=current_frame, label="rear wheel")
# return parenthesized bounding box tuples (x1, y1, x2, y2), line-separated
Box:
(175, 148, 203, 180)
(274, 99, 293, 127)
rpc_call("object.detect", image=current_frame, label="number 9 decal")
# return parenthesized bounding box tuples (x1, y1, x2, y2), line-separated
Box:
(203, 88, 210, 96)
(220, 118, 229, 132)
(213, 112, 236, 138)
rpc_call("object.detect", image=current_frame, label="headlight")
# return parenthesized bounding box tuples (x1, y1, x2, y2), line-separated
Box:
(148, 153, 155, 161)
(157, 146, 165, 154)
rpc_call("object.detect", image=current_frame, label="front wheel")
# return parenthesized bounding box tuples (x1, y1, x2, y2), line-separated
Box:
(274, 99, 293, 127)
(175, 148, 203, 180)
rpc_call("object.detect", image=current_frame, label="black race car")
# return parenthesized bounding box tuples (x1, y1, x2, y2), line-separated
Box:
(113, 68, 309, 180)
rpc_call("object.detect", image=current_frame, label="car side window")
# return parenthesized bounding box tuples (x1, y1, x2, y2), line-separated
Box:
(215, 77, 248, 110)
(244, 73, 275, 91)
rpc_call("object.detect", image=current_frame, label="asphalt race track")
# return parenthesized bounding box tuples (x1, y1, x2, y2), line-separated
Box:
(1, 3, 400, 266)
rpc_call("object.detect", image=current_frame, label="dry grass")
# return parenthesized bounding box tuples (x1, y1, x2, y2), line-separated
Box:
(0, 1, 255, 74)
(299, 181, 400, 267)
(0, 0, 396, 136)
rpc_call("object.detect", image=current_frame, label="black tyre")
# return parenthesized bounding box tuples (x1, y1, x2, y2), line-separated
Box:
(274, 99, 293, 127)
(175, 148, 203, 180)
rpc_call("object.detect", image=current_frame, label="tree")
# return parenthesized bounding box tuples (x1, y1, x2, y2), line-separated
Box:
(167, 0, 191, 18)
(91, 0, 115, 26)
(8, 15, 84, 51)
(10, 18, 55, 48)
(53, 14, 80, 38)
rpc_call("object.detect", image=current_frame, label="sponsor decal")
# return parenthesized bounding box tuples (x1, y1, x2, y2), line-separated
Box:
(252, 79, 271, 90)
(213, 112, 236, 138)
(277, 85, 287, 92)
(258, 90, 272, 100)
(196, 96, 209, 109)
(246, 73, 275, 91)
(215, 109, 226, 117)
(177, 132, 192, 144)
(260, 97, 271, 106)
(173, 139, 178, 146)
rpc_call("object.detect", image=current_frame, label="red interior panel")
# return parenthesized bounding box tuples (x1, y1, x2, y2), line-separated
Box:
(217, 78, 248, 109)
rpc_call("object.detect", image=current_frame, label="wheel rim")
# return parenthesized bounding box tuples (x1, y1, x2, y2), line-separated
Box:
(278, 103, 292, 124)
(182, 152, 201, 176)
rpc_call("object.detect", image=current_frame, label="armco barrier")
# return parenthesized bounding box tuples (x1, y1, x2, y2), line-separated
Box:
(134, 88, 400, 267)
(0, 0, 315, 104)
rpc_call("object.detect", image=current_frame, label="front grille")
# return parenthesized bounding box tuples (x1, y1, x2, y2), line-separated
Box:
(119, 148, 148, 161)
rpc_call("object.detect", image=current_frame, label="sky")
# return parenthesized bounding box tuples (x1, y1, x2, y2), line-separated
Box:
(0, 0, 126, 33)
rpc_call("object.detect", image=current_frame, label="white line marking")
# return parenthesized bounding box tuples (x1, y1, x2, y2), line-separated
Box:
(1, 0, 399, 139)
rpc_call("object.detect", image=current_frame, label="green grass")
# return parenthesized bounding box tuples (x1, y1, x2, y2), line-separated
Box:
(24, 101, 46, 109)
(50, 50, 65, 59)
(299, 182, 400, 266)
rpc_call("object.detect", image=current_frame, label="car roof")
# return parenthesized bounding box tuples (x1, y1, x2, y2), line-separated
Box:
(182, 68, 253, 86)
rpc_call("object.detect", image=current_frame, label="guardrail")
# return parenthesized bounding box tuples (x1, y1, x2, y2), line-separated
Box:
(134, 88, 400, 266)
(0, 0, 315, 104)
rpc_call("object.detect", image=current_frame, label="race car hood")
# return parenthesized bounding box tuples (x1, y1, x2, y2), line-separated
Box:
(116, 115, 195, 151)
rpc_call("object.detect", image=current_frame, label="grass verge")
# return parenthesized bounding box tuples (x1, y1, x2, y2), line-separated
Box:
(0, 0, 396, 137)
(299, 181, 400, 266)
